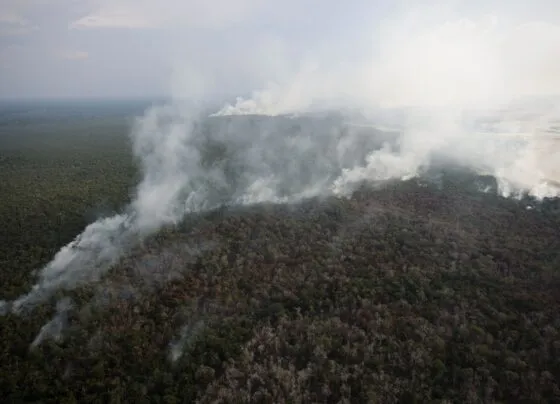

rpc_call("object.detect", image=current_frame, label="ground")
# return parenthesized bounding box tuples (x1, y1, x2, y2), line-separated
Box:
(0, 102, 560, 403)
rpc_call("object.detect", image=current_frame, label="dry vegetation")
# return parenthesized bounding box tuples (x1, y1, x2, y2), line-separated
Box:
(1, 112, 560, 403)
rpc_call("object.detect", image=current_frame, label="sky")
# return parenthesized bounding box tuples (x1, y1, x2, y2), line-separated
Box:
(0, 0, 382, 99)
(0, 1, 559, 101)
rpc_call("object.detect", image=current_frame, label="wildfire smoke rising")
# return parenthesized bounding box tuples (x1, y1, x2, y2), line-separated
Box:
(1, 2, 559, 317)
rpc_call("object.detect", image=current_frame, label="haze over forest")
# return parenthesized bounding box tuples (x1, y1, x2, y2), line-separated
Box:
(1, 0, 560, 402)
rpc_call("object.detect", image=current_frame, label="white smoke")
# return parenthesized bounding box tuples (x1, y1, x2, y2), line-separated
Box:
(11, 215, 130, 313)
(169, 320, 205, 362)
(2, 2, 560, 318)
(213, 6, 560, 198)
(30, 297, 73, 349)
(2, 105, 390, 315)
(210, 59, 355, 117)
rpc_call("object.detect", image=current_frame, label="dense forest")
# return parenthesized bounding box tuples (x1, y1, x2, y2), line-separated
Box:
(1, 106, 560, 403)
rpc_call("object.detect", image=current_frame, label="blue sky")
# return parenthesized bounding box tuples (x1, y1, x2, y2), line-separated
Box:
(1, 1, 559, 101)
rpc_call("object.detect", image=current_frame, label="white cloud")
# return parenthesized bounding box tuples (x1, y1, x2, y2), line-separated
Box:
(69, 7, 157, 29)
(0, 12, 28, 25)
(0, 10, 38, 35)
(69, 0, 264, 30)
(59, 50, 89, 60)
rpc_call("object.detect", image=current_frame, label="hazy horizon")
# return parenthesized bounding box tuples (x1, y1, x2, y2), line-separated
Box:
(1, 1, 560, 102)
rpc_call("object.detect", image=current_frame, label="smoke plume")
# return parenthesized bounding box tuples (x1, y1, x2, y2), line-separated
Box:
(1, 1, 560, 317)
(213, 6, 560, 198)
